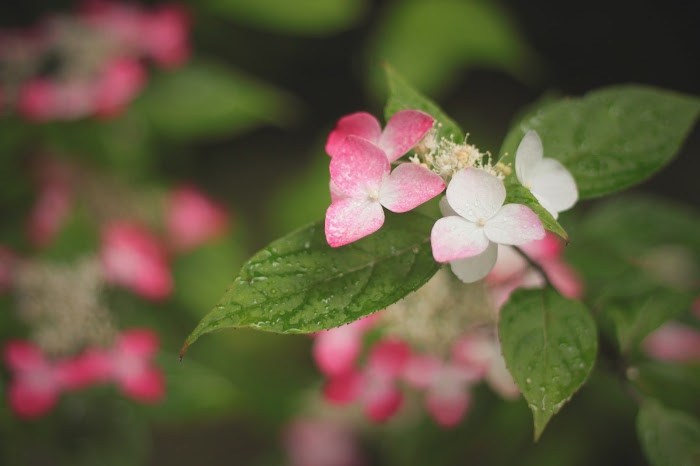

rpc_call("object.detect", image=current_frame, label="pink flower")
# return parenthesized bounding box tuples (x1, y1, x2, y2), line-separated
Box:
(100, 221, 173, 300)
(432, 168, 544, 283)
(3, 341, 63, 418)
(166, 186, 229, 252)
(94, 58, 146, 117)
(284, 418, 365, 466)
(326, 110, 434, 162)
(643, 322, 700, 363)
(17, 78, 59, 121)
(141, 5, 190, 68)
(312, 316, 377, 377)
(107, 329, 165, 402)
(26, 158, 74, 248)
(325, 136, 445, 247)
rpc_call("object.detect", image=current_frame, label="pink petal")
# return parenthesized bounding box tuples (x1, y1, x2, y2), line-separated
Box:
(379, 163, 445, 213)
(8, 380, 59, 419)
(484, 204, 544, 246)
(17, 78, 59, 121)
(431, 216, 489, 263)
(515, 130, 543, 187)
(329, 136, 389, 198)
(521, 232, 563, 262)
(57, 350, 112, 390)
(166, 185, 229, 252)
(141, 5, 190, 68)
(323, 371, 364, 405)
(529, 158, 578, 217)
(379, 110, 434, 162)
(326, 112, 381, 157)
(94, 58, 146, 118)
(452, 333, 495, 377)
(402, 355, 441, 389)
(487, 245, 528, 285)
(643, 322, 700, 363)
(283, 419, 364, 466)
(362, 377, 403, 423)
(425, 386, 471, 428)
(367, 339, 411, 379)
(446, 168, 506, 223)
(313, 326, 362, 377)
(542, 260, 584, 299)
(3, 340, 45, 371)
(118, 329, 160, 358)
(449, 242, 498, 283)
(325, 198, 385, 248)
(120, 366, 165, 403)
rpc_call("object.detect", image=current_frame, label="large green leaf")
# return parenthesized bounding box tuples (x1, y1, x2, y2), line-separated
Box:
(368, 0, 533, 97)
(133, 60, 297, 140)
(384, 65, 463, 142)
(499, 288, 598, 440)
(183, 212, 439, 352)
(637, 399, 700, 466)
(202, 0, 366, 35)
(499, 85, 700, 199)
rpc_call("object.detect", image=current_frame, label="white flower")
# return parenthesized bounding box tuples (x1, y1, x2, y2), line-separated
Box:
(515, 130, 578, 219)
(431, 168, 545, 283)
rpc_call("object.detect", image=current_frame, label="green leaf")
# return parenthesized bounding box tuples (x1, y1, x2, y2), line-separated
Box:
(368, 0, 534, 97)
(637, 399, 700, 466)
(499, 85, 700, 199)
(183, 212, 439, 352)
(504, 182, 568, 241)
(499, 288, 598, 440)
(201, 0, 366, 35)
(384, 65, 463, 142)
(133, 60, 298, 140)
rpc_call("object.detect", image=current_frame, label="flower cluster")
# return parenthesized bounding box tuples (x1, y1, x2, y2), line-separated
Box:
(4, 329, 164, 419)
(324, 110, 578, 283)
(312, 239, 583, 427)
(0, 0, 189, 120)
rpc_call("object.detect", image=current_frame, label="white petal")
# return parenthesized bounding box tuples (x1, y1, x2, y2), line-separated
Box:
(484, 204, 544, 246)
(431, 216, 489, 263)
(439, 196, 457, 216)
(446, 168, 505, 223)
(529, 158, 578, 216)
(515, 130, 543, 186)
(449, 242, 498, 283)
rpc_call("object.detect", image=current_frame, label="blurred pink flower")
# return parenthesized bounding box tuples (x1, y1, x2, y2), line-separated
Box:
(108, 329, 165, 402)
(284, 418, 365, 466)
(100, 221, 173, 300)
(312, 316, 377, 377)
(26, 159, 74, 248)
(643, 322, 700, 363)
(141, 5, 190, 67)
(166, 186, 229, 252)
(93, 57, 146, 117)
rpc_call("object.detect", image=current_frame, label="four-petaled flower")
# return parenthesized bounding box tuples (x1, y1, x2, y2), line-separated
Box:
(325, 136, 445, 247)
(431, 168, 545, 283)
(515, 130, 578, 219)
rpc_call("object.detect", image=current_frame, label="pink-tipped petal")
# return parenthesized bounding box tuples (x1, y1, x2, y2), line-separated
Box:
(425, 386, 471, 428)
(452, 333, 494, 377)
(515, 130, 543, 186)
(325, 198, 385, 248)
(363, 378, 403, 423)
(118, 329, 160, 358)
(446, 168, 506, 223)
(543, 260, 584, 299)
(367, 339, 411, 379)
(4, 341, 45, 371)
(431, 216, 489, 263)
(643, 323, 700, 363)
(449, 242, 498, 283)
(120, 366, 165, 403)
(379, 163, 445, 213)
(313, 326, 363, 377)
(329, 136, 389, 198)
(484, 204, 544, 246)
(402, 355, 441, 389)
(57, 350, 112, 390)
(521, 232, 563, 262)
(8, 380, 59, 419)
(529, 158, 578, 217)
(326, 112, 382, 157)
(379, 110, 434, 162)
(323, 371, 364, 405)
(166, 186, 229, 252)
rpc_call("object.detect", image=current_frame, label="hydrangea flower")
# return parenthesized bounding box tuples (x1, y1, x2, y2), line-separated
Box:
(166, 185, 229, 252)
(325, 136, 445, 247)
(325, 110, 434, 162)
(515, 130, 578, 219)
(431, 168, 545, 283)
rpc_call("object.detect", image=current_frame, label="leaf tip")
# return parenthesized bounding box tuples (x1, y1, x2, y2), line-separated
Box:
(178, 341, 190, 361)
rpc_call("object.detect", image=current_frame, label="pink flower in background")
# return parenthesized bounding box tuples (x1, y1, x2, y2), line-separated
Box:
(313, 316, 377, 377)
(107, 329, 165, 402)
(93, 57, 146, 117)
(284, 418, 365, 466)
(3, 341, 63, 418)
(0, 246, 18, 292)
(643, 322, 700, 363)
(166, 186, 229, 252)
(141, 5, 190, 67)
(26, 159, 74, 248)
(17, 79, 60, 121)
(325, 136, 445, 247)
(100, 221, 173, 300)
(326, 110, 434, 162)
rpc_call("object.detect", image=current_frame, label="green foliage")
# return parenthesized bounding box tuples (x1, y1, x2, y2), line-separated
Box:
(133, 60, 297, 140)
(184, 212, 439, 351)
(503, 183, 568, 241)
(368, 0, 533, 97)
(499, 288, 598, 440)
(637, 399, 700, 466)
(500, 85, 700, 199)
(201, 0, 366, 35)
(384, 65, 463, 142)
